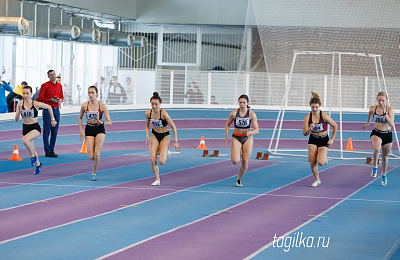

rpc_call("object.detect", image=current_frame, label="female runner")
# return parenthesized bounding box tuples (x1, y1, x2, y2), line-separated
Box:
(224, 94, 259, 187)
(362, 91, 394, 186)
(145, 92, 181, 186)
(303, 92, 337, 187)
(79, 86, 112, 181)
(15, 85, 57, 174)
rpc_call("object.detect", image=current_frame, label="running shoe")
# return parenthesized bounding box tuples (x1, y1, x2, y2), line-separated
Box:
(151, 180, 160, 186)
(91, 174, 97, 181)
(31, 157, 37, 166)
(324, 158, 328, 166)
(236, 179, 243, 187)
(382, 174, 387, 186)
(34, 163, 42, 175)
(371, 167, 378, 178)
(311, 180, 321, 187)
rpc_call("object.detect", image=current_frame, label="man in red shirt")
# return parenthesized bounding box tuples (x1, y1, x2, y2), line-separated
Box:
(38, 70, 64, 157)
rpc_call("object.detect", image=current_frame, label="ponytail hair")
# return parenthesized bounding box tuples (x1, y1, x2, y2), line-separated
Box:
(238, 94, 250, 108)
(150, 92, 162, 103)
(309, 91, 321, 106)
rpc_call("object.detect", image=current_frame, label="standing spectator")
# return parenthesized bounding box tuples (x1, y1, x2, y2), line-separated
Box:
(106, 76, 127, 105)
(38, 70, 64, 157)
(6, 81, 27, 112)
(0, 76, 13, 114)
(186, 82, 204, 104)
(124, 77, 134, 104)
(93, 76, 105, 102)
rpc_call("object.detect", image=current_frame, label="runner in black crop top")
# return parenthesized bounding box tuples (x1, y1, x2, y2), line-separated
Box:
(303, 92, 338, 188)
(362, 92, 394, 186)
(145, 93, 181, 186)
(15, 86, 57, 175)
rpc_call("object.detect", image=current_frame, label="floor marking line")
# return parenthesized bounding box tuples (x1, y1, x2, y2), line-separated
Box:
(243, 167, 396, 259)
(0, 160, 272, 245)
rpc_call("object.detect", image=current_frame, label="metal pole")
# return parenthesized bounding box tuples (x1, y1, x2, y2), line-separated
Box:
(338, 53, 343, 159)
(271, 52, 297, 153)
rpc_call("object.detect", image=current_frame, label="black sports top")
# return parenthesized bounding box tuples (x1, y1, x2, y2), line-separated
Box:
(234, 108, 251, 129)
(21, 101, 39, 119)
(150, 109, 168, 128)
(373, 106, 387, 123)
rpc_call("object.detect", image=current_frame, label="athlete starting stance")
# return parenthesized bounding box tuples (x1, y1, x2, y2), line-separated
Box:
(303, 92, 337, 187)
(79, 86, 112, 181)
(362, 91, 394, 186)
(145, 92, 180, 186)
(224, 94, 259, 187)
(15, 85, 57, 174)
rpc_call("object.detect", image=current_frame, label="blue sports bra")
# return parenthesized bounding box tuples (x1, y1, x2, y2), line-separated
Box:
(234, 108, 251, 129)
(150, 109, 168, 128)
(373, 106, 387, 123)
(21, 101, 38, 119)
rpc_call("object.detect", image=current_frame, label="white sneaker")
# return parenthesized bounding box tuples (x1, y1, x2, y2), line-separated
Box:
(382, 174, 387, 186)
(324, 158, 328, 166)
(311, 180, 321, 187)
(236, 180, 243, 187)
(371, 167, 378, 178)
(151, 180, 160, 186)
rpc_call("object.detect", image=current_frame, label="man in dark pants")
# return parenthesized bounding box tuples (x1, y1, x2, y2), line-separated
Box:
(38, 70, 64, 157)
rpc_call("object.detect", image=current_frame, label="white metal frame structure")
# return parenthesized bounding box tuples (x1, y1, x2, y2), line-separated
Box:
(268, 50, 400, 159)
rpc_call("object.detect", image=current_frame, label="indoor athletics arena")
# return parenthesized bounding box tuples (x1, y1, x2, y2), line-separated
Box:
(1, 0, 400, 259)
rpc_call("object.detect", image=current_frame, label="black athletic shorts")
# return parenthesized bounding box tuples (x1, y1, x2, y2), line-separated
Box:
(308, 134, 329, 148)
(370, 128, 392, 146)
(23, 122, 41, 136)
(85, 123, 106, 137)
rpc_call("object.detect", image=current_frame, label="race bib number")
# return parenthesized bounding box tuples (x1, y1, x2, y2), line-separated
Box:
(236, 117, 250, 127)
(374, 115, 386, 123)
(312, 123, 323, 132)
(87, 112, 98, 121)
(21, 110, 33, 118)
(151, 119, 163, 128)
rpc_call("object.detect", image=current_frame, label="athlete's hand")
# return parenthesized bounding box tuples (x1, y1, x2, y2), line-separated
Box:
(94, 115, 103, 125)
(145, 136, 149, 145)
(224, 137, 229, 145)
(327, 139, 334, 145)
(79, 130, 84, 141)
(361, 123, 369, 129)
(247, 129, 252, 136)
(51, 120, 57, 127)
(309, 123, 315, 131)
(174, 142, 181, 152)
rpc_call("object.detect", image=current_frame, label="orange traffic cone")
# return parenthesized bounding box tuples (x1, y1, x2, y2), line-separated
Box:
(196, 136, 208, 149)
(345, 137, 355, 150)
(78, 139, 87, 153)
(9, 144, 23, 161)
